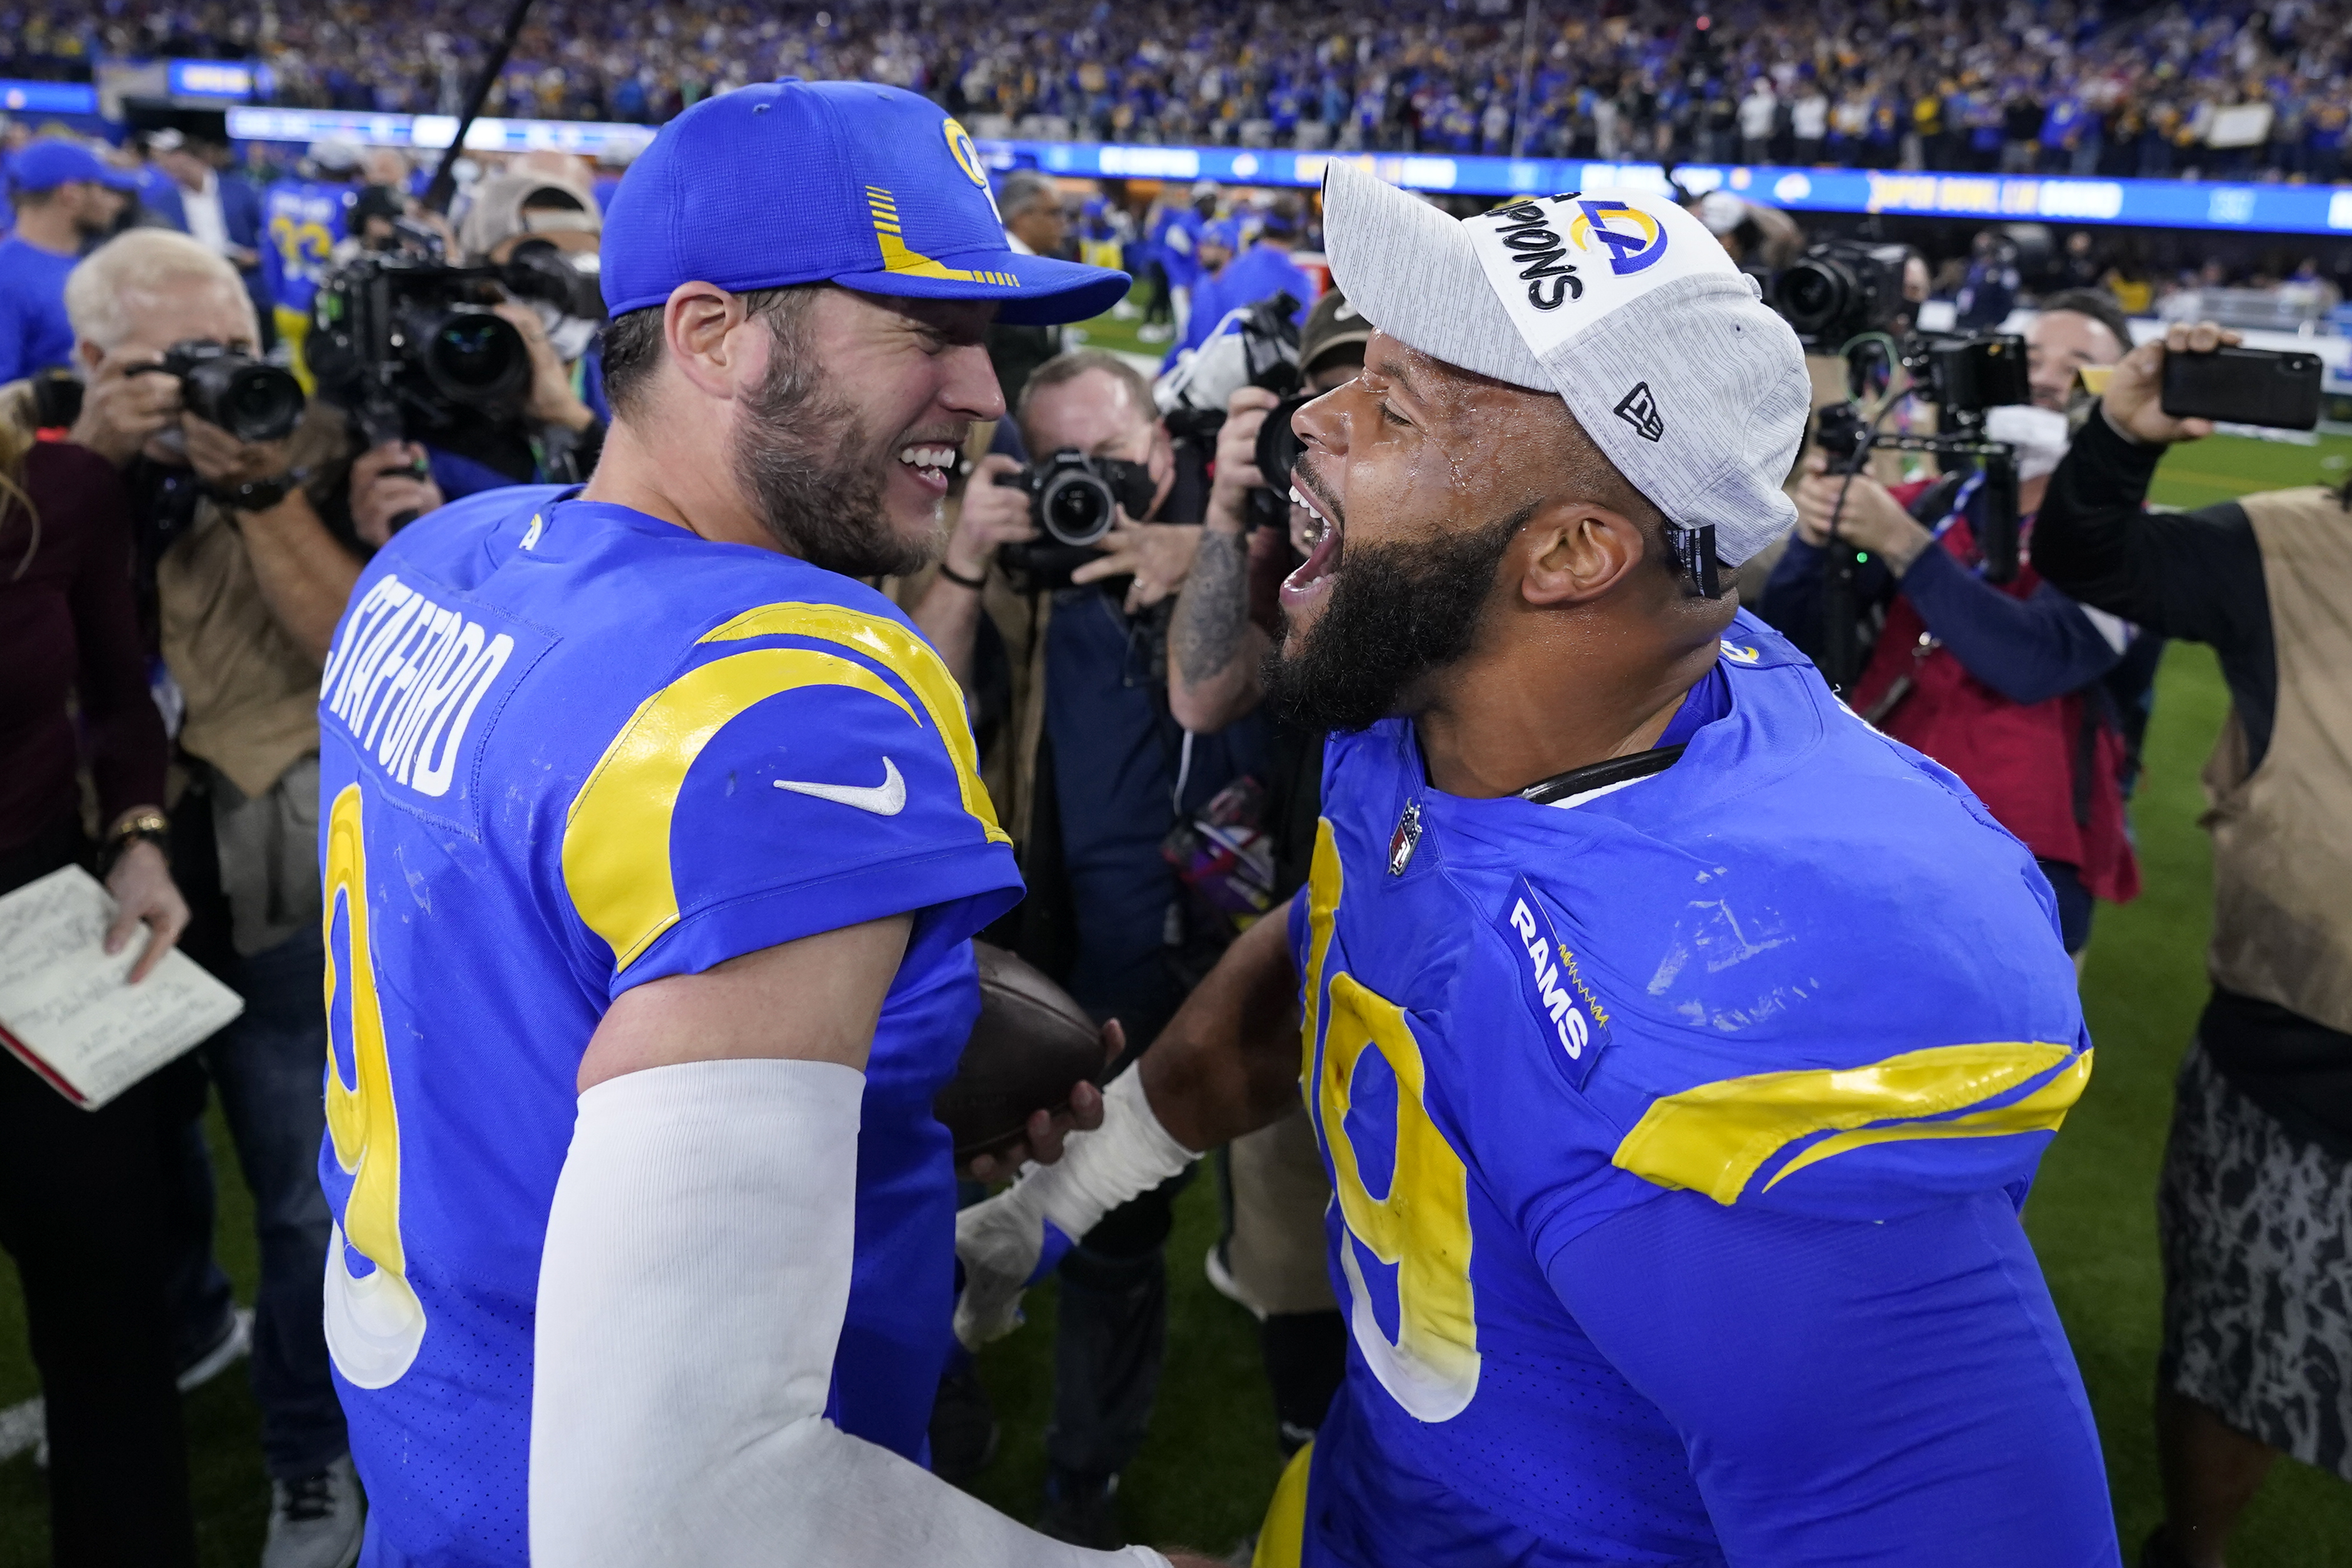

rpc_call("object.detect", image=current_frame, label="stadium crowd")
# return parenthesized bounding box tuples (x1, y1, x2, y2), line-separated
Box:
(2, 2, 2352, 179)
(0, 24, 2350, 1568)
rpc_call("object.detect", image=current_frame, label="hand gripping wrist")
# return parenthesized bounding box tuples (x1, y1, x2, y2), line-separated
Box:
(954, 1068, 1196, 1348)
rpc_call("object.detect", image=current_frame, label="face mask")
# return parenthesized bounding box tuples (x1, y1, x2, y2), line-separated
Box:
(531, 298, 599, 365)
(1982, 402, 2071, 483)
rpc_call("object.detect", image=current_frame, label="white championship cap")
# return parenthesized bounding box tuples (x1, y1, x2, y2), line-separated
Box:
(1319, 161, 1810, 574)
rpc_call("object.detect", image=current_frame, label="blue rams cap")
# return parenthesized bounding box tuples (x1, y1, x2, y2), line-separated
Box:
(10, 139, 136, 195)
(602, 80, 1129, 326)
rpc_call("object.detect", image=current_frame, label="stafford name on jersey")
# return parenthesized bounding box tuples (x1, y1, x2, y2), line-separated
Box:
(320, 572, 517, 798)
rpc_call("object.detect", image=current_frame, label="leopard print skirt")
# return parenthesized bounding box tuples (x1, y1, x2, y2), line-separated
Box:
(2157, 1042, 2352, 1482)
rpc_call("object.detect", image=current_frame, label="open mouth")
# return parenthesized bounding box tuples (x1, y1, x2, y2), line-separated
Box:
(895, 442, 958, 497)
(1280, 481, 1341, 610)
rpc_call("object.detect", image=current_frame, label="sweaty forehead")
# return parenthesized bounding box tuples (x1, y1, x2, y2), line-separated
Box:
(1368, 331, 1569, 442)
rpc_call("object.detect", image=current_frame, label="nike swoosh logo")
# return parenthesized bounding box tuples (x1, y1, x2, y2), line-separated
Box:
(772, 756, 907, 816)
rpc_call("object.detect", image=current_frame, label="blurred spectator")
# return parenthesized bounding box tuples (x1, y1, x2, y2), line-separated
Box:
(1160, 216, 1249, 368)
(260, 139, 368, 383)
(1955, 229, 2023, 331)
(1166, 195, 1311, 370)
(987, 169, 1072, 414)
(0, 139, 132, 383)
(1762, 291, 2145, 960)
(37, 0, 2352, 185)
(49, 228, 391, 1568)
(2035, 320, 2352, 1568)
(1149, 181, 1220, 347)
(142, 128, 271, 345)
(0, 354, 201, 1568)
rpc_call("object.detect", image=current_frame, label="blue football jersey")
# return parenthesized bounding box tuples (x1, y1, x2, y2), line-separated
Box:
(261, 178, 351, 315)
(1282, 611, 2099, 1566)
(315, 488, 1021, 1567)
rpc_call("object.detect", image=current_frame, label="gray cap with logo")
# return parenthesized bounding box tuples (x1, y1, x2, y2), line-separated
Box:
(1318, 161, 1809, 570)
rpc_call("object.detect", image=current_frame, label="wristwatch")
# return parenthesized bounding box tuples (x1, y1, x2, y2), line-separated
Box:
(100, 809, 172, 876)
(206, 471, 298, 513)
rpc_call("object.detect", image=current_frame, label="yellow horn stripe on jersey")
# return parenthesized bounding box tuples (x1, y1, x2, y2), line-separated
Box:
(699, 602, 1010, 845)
(1611, 1040, 2077, 1205)
(564, 647, 919, 971)
(1762, 1049, 2093, 1193)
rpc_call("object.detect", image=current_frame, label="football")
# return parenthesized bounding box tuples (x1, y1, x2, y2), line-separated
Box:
(935, 942, 1110, 1161)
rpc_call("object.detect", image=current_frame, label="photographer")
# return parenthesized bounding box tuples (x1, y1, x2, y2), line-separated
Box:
(1760, 291, 2144, 958)
(433, 171, 610, 496)
(47, 228, 383, 1566)
(1164, 288, 1370, 1460)
(910, 348, 1269, 1547)
(987, 169, 1073, 410)
(2034, 321, 2352, 1567)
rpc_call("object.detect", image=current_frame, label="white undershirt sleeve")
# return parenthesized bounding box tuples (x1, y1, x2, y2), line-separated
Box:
(530, 1057, 1169, 1568)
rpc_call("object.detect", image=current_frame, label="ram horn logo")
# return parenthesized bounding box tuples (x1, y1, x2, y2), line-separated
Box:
(1566, 199, 1668, 276)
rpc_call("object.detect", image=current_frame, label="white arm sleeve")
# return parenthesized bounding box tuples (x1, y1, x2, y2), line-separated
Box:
(530, 1058, 1169, 1568)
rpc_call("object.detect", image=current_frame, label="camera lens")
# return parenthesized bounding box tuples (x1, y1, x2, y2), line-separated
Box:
(410, 305, 531, 409)
(1253, 394, 1311, 493)
(1037, 469, 1117, 547)
(1771, 258, 1854, 340)
(215, 366, 306, 443)
(177, 352, 307, 444)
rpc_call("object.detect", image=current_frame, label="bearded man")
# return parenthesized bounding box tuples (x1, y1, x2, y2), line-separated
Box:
(312, 82, 1228, 1567)
(954, 167, 2121, 1566)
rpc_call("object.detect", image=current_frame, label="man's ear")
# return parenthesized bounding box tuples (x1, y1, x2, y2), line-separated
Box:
(660, 282, 755, 401)
(1518, 504, 1649, 607)
(77, 338, 103, 374)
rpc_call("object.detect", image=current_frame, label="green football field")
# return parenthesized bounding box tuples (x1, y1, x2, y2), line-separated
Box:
(2, 417, 2348, 1562)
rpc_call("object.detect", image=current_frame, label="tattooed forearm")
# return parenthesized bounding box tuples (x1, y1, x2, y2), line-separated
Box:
(1174, 528, 1251, 687)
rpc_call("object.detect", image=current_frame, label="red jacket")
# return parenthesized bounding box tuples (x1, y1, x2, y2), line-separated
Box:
(1852, 506, 2140, 905)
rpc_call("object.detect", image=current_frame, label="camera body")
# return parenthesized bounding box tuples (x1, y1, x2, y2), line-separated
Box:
(1156, 291, 1306, 528)
(1769, 239, 1914, 350)
(1002, 448, 1158, 549)
(305, 252, 535, 447)
(155, 340, 307, 444)
(994, 448, 1158, 590)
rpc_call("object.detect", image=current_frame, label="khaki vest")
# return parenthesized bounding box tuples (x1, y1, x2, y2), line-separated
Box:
(2201, 486, 2352, 1033)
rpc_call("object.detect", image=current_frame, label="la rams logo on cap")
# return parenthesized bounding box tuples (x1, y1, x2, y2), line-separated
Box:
(942, 117, 988, 188)
(1567, 200, 1668, 276)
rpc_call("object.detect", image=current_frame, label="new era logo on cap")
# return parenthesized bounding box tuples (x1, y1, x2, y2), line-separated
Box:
(1614, 382, 1665, 442)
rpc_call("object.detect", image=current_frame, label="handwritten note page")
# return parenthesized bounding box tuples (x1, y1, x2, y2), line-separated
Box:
(0, 865, 244, 1109)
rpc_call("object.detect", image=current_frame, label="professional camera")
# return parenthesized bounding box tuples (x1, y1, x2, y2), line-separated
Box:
(994, 447, 1158, 589)
(1769, 239, 1915, 350)
(305, 219, 605, 448)
(307, 253, 531, 446)
(1002, 448, 1158, 549)
(1809, 329, 2033, 693)
(150, 340, 307, 443)
(1155, 291, 1305, 528)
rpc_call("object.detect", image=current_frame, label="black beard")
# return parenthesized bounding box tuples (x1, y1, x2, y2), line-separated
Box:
(1261, 508, 1525, 735)
(729, 333, 931, 579)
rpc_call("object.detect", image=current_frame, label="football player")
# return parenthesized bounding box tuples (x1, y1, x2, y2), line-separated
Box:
(955, 165, 2121, 1565)
(315, 81, 1215, 1566)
